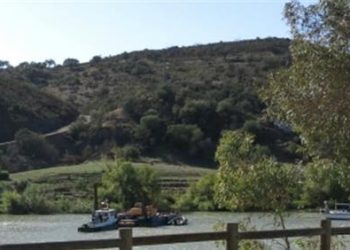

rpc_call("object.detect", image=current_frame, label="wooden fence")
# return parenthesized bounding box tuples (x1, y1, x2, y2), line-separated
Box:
(0, 219, 349, 250)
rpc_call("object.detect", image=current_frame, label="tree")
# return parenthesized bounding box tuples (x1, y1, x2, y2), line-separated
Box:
(0, 60, 10, 69)
(261, 0, 350, 161)
(15, 129, 58, 163)
(179, 100, 221, 138)
(214, 131, 301, 249)
(44, 59, 56, 68)
(63, 58, 79, 67)
(134, 115, 166, 147)
(90, 55, 102, 65)
(166, 124, 203, 155)
(100, 161, 160, 208)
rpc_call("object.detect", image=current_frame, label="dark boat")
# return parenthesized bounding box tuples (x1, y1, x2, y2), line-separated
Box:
(78, 203, 187, 232)
(117, 212, 187, 228)
(78, 208, 119, 232)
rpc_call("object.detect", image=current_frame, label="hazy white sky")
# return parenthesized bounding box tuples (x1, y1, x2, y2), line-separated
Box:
(0, 0, 316, 65)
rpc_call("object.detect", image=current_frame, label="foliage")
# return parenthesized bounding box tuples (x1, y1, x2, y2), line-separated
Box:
(215, 130, 263, 167)
(166, 124, 204, 155)
(0, 169, 9, 181)
(15, 129, 58, 163)
(301, 159, 350, 207)
(215, 130, 301, 212)
(261, 0, 350, 161)
(179, 100, 221, 138)
(1, 38, 297, 171)
(113, 145, 140, 161)
(1, 191, 26, 214)
(176, 173, 218, 211)
(135, 115, 166, 147)
(63, 58, 79, 67)
(100, 161, 160, 208)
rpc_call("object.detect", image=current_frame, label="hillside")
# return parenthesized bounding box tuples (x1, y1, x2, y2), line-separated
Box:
(0, 38, 303, 172)
(0, 76, 78, 142)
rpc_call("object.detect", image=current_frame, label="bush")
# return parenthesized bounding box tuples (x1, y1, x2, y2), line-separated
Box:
(135, 115, 166, 147)
(242, 120, 261, 135)
(121, 145, 140, 160)
(63, 58, 79, 67)
(175, 173, 218, 211)
(1, 191, 27, 214)
(15, 129, 59, 164)
(100, 161, 160, 208)
(1, 184, 56, 214)
(0, 170, 9, 181)
(90, 55, 102, 65)
(166, 124, 203, 155)
(112, 145, 140, 161)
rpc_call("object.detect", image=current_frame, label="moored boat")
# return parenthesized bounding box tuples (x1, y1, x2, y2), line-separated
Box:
(321, 201, 350, 220)
(78, 202, 188, 232)
(78, 208, 119, 232)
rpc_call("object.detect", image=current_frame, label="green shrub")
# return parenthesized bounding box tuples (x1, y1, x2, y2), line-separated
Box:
(176, 173, 218, 211)
(0, 170, 9, 181)
(15, 129, 58, 163)
(1, 191, 27, 214)
(1, 184, 56, 214)
(242, 120, 261, 135)
(100, 161, 160, 209)
(166, 124, 203, 155)
(121, 145, 140, 160)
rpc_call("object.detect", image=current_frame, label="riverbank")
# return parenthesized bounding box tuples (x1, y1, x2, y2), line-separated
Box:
(0, 159, 213, 214)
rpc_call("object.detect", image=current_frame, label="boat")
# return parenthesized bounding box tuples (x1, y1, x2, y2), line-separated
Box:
(78, 202, 188, 232)
(117, 212, 188, 227)
(321, 201, 350, 220)
(117, 204, 188, 227)
(78, 208, 119, 232)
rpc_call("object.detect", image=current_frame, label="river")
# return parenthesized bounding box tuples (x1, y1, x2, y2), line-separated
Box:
(1, 212, 350, 249)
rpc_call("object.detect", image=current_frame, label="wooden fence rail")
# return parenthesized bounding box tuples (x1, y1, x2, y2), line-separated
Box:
(0, 219, 349, 250)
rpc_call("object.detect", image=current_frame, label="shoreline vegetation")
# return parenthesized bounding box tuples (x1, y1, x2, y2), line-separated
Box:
(0, 157, 338, 215)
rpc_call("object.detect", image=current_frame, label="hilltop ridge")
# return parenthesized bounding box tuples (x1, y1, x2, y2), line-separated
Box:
(0, 37, 301, 172)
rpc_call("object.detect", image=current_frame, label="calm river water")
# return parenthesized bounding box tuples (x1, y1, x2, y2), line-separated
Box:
(1, 212, 350, 249)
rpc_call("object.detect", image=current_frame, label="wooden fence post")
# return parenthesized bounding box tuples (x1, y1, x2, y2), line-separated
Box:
(120, 228, 133, 250)
(320, 219, 331, 250)
(226, 223, 239, 250)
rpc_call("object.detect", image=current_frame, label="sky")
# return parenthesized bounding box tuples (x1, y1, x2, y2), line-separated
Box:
(0, 0, 316, 66)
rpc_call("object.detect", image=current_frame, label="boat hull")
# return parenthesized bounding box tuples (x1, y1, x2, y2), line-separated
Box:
(78, 222, 118, 233)
(325, 213, 350, 220)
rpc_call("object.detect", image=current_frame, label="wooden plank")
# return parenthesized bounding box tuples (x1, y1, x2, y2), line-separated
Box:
(0, 239, 120, 250)
(133, 231, 227, 246)
(239, 228, 323, 240)
(226, 223, 239, 250)
(331, 227, 350, 235)
(320, 220, 331, 250)
(120, 228, 133, 250)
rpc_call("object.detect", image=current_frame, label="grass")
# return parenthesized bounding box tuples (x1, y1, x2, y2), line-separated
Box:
(11, 158, 214, 182)
(6, 159, 215, 213)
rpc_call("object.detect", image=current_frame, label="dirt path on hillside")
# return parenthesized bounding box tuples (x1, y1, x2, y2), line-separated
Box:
(0, 115, 91, 147)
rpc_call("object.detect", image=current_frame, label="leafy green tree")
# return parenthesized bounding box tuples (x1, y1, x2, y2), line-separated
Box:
(214, 131, 301, 249)
(44, 59, 56, 68)
(179, 100, 221, 138)
(166, 124, 203, 155)
(176, 173, 218, 211)
(63, 58, 79, 67)
(90, 55, 102, 64)
(301, 159, 350, 207)
(100, 161, 160, 208)
(135, 115, 166, 147)
(15, 129, 58, 163)
(261, 0, 350, 161)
